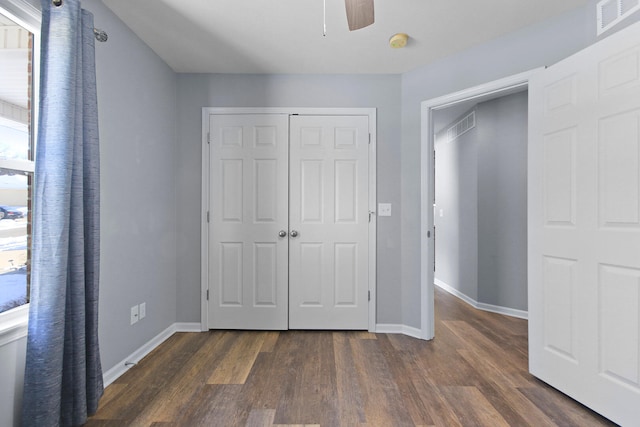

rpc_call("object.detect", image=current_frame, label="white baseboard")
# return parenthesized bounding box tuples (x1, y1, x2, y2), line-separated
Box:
(434, 278, 528, 320)
(102, 319, 435, 388)
(102, 322, 202, 387)
(376, 323, 423, 339)
(175, 322, 203, 332)
(476, 302, 528, 319)
(434, 279, 477, 307)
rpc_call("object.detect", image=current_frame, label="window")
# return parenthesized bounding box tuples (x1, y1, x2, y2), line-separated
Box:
(0, 0, 39, 327)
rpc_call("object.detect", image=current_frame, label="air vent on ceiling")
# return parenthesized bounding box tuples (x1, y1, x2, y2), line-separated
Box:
(597, 0, 640, 35)
(446, 111, 476, 143)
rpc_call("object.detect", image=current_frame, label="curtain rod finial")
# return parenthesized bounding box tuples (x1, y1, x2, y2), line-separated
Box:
(94, 28, 108, 42)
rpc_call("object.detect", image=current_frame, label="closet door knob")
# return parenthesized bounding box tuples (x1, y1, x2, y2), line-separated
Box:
(290, 230, 299, 238)
(278, 230, 287, 238)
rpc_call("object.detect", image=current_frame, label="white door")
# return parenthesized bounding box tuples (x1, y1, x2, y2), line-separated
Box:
(288, 115, 370, 329)
(208, 114, 289, 329)
(208, 113, 371, 330)
(529, 21, 640, 425)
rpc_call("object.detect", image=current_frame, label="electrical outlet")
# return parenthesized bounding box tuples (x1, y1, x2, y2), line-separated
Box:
(139, 302, 146, 320)
(130, 305, 139, 325)
(378, 203, 392, 217)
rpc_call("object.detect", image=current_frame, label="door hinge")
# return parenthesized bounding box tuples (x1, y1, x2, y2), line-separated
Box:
(368, 290, 371, 301)
(206, 289, 209, 300)
(207, 132, 211, 144)
(368, 133, 371, 144)
(207, 211, 210, 223)
(369, 210, 375, 222)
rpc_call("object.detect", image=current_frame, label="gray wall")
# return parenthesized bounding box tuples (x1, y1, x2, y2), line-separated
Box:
(400, 2, 608, 328)
(3, 2, 640, 424)
(84, 0, 178, 371)
(477, 92, 528, 310)
(434, 110, 478, 301)
(175, 74, 403, 324)
(1, 1, 179, 424)
(434, 92, 528, 311)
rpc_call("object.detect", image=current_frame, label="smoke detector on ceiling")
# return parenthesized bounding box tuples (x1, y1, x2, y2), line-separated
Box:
(389, 33, 409, 48)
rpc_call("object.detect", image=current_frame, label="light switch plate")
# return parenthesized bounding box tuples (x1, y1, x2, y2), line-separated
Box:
(130, 305, 139, 325)
(378, 203, 392, 217)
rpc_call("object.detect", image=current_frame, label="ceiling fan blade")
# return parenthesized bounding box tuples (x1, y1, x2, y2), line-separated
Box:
(345, 0, 374, 31)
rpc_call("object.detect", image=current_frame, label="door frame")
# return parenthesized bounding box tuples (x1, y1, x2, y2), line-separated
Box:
(201, 107, 377, 332)
(419, 69, 542, 339)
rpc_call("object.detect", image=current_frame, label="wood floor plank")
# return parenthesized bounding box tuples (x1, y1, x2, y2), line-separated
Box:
(272, 425, 321, 427)
(234, 351, 282, 411)
(352, 331, 377, 340)
(245, 409, 276, 427)
(440, 386, 511, 427)
(409, 333, 484, 387)
(375, 334, 434, 425)
(87, 290, 616, 427)
(207, 331, 266, 384)
(83, 420, 127, 427)
(90, 332, 212, 421)
(411, 374, 466, 426)
(442, 319, 530, 384)
(349, 337, 415, 426)
(457, 349, 558, 426)
(259, 331, 280, 353)
(92, 382, 126, 413)
(455, 339, 532, 389)
(519, 386, 617, 427)
(333, 332, 367, 425)
(272, 332, 339, 426)
(111, 332, 196, 385)
(237, 332, 310, 413)
(475, 382, 558, 427)
(174, 384, 247, 427)
(395, 348, 465, 427)
(126, 331, 236, 425)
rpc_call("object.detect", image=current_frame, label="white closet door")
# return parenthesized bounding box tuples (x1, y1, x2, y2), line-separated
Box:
(528, 21, 640, 425)
(208, 114, 289, 330)
(288, 115, 370, 329)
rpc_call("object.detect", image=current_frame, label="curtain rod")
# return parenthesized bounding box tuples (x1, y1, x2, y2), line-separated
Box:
(51, 0, 109, 42)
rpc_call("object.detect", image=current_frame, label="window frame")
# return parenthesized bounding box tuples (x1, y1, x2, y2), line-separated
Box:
(0, 0, 40, 343)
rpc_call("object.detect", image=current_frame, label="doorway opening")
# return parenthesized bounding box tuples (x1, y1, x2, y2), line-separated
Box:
(432, 88, 528, 318)
(420, 69, 541, 339)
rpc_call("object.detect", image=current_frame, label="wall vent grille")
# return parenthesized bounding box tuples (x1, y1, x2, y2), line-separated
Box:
(597, 0, 640, 35)
(446, 111, 475, 143)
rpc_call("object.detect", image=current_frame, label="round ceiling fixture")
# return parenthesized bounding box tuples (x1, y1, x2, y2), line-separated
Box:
(389, 33, 409, 49)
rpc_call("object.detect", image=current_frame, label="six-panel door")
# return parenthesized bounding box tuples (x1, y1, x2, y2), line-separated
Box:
(208, 113, 370, 330)
(288, 115, 370, 329)
(208, 114, 289, 329)
(528, 21, 640, 425)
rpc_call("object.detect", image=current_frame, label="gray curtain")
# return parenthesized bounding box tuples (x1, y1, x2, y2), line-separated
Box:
(22, 0, 103, 425)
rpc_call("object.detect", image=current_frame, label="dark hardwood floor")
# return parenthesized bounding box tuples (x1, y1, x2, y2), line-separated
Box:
(85, 288, 616, 426)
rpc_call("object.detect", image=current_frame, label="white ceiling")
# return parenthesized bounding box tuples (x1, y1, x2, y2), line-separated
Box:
(101, 0, 590, 74)
(0, 0, 592, 113)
